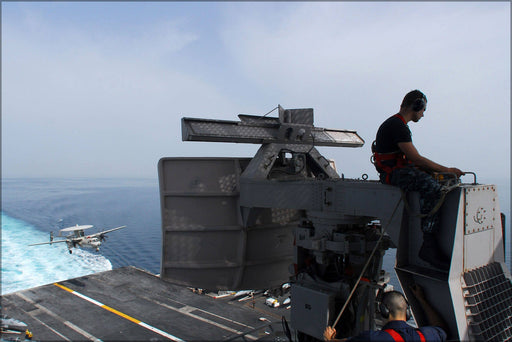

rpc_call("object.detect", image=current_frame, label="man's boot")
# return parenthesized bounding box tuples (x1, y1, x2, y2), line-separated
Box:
(418, 233, 450, 270)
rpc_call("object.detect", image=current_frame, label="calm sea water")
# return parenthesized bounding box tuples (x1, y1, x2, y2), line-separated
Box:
(1, 178, 510, 295)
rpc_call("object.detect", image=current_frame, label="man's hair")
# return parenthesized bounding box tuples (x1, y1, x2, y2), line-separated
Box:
(401, 89, 427, 109)
(381, 291, 409, 317)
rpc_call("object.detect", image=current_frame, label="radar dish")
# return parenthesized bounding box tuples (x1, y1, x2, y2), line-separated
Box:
(60, 225, 94, 232)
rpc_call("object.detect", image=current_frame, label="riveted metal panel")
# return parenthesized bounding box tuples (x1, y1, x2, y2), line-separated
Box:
(464, 185, 498, 235)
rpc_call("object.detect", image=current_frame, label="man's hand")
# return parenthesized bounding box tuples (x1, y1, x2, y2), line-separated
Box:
(446, 167, 465, 178)
(324, 326, 337, 341)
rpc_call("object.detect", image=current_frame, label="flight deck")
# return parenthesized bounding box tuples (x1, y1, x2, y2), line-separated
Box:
(1, 267, 290, 341)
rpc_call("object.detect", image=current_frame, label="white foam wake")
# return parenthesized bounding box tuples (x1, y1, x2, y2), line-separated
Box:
(1, 213, 112, 295)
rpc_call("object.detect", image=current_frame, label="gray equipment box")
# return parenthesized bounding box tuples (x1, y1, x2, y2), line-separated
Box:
(291, 284, 335, 341)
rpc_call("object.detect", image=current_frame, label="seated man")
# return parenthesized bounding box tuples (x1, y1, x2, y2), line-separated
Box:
(372, 89, 464, 269)
(324, 284, 447, 342)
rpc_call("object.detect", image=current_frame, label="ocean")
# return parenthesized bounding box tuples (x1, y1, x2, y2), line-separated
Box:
(1, 178, 510, 296)
(1, 178, 162, 295)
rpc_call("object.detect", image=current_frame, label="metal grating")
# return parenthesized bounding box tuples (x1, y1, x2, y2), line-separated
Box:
(463, 263, 512, 341)
(181, 116, 364, 147)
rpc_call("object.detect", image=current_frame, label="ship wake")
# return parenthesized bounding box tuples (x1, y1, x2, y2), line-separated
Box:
(1, 213, 112, 295)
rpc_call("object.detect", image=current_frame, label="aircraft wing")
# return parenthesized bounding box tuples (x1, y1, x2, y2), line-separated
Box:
(29, 240, 68, 246)
(90, 225, 127, 237)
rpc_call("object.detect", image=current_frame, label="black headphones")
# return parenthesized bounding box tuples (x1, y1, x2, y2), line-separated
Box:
(378, 290, 412, 321)
(411, 97, 426, 112)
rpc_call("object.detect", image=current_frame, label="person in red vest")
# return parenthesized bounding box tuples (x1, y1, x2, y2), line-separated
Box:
(371, 90, 464, 270)
(324, 284, 447, 342)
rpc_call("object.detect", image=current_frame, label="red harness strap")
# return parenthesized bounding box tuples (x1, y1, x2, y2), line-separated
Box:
(372, 151, 410, 184)
(384, 328, 426, 342)
(372, 114, 411, 184)
(394, 113, 407, 125)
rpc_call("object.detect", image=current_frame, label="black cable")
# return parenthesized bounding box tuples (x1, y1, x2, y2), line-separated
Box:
(281, 316, 293, 342)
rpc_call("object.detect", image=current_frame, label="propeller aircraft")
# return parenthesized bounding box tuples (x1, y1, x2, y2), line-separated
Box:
(29, 224, 126, 254)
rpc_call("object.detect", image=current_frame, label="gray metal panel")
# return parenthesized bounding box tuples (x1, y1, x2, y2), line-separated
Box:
(395, 189, 461, 341)
(240, 179, 323, 211)
(158, 157, 298, 290)
(279, 107, 314, 125)
(464, 185, 498, 235)
(181, 117, 364, 147)
(290, 284, 335, 341)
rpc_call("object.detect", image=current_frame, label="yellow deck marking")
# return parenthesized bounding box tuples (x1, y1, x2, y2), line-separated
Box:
(53, 283, 185, 342)
(54, 283, 74, 293)
(102, 305, 142, 324)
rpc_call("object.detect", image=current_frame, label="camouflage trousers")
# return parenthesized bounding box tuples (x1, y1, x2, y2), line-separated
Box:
(380, 166, 443, 234)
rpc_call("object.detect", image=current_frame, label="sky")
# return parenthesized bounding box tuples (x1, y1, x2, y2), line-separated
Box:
(1, 2, 510, 187)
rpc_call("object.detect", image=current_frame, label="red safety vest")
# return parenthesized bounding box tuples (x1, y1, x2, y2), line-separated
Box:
(372, 114, 412, 184)
(384, 328, 426, 342)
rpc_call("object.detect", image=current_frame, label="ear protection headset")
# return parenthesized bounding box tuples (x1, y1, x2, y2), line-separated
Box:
(411, 97, 426, 112)
(378, 290, 412, 321)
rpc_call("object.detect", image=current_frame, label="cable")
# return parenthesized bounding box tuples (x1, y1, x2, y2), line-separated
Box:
(332, 196, 403, 328)
(261, 105, 280, 118)
(400, 182, 459, 219)
(307, 131, 316, 154)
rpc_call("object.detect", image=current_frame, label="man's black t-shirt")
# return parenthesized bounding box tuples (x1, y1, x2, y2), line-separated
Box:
(375, 114, 412, 153)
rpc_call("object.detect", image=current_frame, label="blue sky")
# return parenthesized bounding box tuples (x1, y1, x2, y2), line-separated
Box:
(2, 2, 510, 187)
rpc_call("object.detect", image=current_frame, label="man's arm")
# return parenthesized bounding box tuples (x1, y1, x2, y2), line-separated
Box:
(398, 142, 464, 177)
(323, 326, 348, 342)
